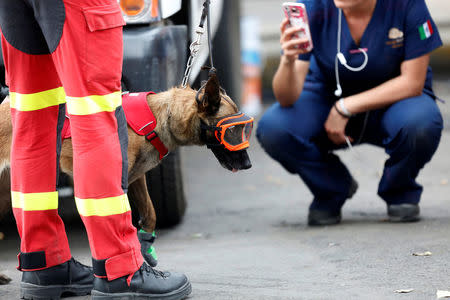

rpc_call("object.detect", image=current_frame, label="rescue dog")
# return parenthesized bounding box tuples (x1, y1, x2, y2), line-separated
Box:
(0, 74, 252, 264)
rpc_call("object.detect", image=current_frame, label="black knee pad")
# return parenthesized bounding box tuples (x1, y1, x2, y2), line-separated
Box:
(0, 0, 65, 54)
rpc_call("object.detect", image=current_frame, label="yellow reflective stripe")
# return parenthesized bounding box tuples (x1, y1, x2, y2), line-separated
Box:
(66, 91, 122, 115)
(75, 194, 131, 217)
(11, 191, 58, 211)
(10, 87, 66, 111)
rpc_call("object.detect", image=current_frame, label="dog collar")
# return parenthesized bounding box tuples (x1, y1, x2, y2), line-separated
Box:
(122, 92, 169, 160)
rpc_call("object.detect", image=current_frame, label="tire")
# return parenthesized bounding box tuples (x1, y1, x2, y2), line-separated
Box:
(145, 150, 186, 228)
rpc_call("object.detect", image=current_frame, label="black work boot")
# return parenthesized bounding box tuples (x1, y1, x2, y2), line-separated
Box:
(388, 203, 420, 222)
(20, 257, 93, 300)
(91, 263, 191, 300)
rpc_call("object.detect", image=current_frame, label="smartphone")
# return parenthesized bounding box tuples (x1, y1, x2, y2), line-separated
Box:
(282, 2, 313, 52)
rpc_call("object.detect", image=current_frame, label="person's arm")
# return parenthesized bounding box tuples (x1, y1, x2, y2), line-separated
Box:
(273, 59, 310, 107)
(343, 54, 429, 114)
(324, 54, 429, 145)
(272, 18, 311, 107)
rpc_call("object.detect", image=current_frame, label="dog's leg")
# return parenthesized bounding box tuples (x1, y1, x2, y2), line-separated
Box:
(128, 175, 158, 267)
(128, 175, 156, 232)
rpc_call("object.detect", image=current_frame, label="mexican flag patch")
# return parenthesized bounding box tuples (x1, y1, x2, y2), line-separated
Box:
(418, 20, 433, 40)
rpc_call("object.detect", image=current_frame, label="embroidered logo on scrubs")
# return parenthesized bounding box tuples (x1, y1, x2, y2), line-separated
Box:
(418, 20, 433, 40)
(386, 27, 404, 48)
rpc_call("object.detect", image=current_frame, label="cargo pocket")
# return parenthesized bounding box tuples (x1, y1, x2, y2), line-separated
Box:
(83, 4, 125, 84)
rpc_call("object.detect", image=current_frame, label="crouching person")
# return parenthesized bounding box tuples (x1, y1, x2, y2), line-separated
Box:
(257, 0, 443, 225)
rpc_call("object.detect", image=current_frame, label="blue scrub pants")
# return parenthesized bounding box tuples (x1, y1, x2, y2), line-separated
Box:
(256, 90, 443, 213)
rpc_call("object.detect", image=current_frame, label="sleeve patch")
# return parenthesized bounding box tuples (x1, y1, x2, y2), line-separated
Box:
(418, 20, 433, 40)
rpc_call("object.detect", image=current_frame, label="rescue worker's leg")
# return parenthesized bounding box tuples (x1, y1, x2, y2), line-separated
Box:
(377, 95, 442, 221)
(0, 1, 71, 272)
(2, 34, 73, 271)
(49, 1, 190, 298)
(1, 30, 71, 274)
(0, 1, 93, 299)
(51, 0, 142, 280)
(256, 90, 357, 225)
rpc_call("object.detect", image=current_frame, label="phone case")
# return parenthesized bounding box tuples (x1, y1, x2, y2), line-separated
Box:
(282, 2, 313, 52)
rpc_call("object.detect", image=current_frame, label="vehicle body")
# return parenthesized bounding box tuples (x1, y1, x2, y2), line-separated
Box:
(0, 0, 241, 228)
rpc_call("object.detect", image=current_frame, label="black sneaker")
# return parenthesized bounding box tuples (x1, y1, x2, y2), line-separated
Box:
(308, 178, 358, 226)
(388, 204, 420, 222)
(308, 209, 342, 226)
(347, 178, 358, 199)
(91, 263, 191, 300)
(20, 257, 93, 300)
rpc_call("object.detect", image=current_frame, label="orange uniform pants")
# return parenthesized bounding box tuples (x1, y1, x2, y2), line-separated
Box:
(0, 0, 143, 280)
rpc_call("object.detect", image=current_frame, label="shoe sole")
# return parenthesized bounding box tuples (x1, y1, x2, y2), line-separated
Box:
(388, 204, 420, 223)
(91, 280, 192, 300)
(20, 282, 92, 300)
(388, 215, 421, 223)
(308, 216, 341, 226)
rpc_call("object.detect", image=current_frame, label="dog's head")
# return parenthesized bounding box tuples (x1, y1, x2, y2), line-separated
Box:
(196, 73, 252, 172)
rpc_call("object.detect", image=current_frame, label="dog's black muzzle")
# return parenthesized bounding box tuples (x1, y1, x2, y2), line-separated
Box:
(209, 147, 252, 171)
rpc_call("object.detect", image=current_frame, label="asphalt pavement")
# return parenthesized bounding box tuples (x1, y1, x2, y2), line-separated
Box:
(1, 97, 450, 299)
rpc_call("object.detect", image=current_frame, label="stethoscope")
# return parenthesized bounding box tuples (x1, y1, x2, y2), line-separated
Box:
(334, 8, 369, 97)
(334, 8, 370, 147)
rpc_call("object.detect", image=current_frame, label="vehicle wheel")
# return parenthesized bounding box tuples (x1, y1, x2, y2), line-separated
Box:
(145, 150, 186, 228)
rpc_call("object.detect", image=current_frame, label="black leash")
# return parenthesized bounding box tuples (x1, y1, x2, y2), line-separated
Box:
(204, 0, 215, 72)
(181, 0, 216, 88)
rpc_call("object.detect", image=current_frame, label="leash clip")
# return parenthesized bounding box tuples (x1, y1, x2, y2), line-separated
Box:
(190, 27, 204, 55)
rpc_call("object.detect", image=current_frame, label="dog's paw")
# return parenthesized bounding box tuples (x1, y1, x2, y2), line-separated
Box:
(137, 230, 158, 267)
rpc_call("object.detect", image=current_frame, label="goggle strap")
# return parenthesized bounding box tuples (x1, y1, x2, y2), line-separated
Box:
(200, 121, 221, 145)
(206, 143, 223, 149)
(218, 114, 252, 127)
(200, 122, 221, 132)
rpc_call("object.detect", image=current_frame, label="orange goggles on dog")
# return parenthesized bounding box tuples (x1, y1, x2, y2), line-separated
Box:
(201, 112, 254, 151)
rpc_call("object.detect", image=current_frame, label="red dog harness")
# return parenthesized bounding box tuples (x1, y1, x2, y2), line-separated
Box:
(122, 92, 168, 160)
(62, 92, 168, 160)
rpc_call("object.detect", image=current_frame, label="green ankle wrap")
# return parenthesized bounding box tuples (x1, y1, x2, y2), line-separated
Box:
(139, 230, 157, 260)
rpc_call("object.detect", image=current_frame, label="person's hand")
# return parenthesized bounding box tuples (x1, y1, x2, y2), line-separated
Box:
(280, 18, 311, 63)
(324, 105, 353, 145)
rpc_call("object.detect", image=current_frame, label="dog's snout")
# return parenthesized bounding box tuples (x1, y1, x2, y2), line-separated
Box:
(241, 159, 252, 170)
(209, 148, 252, 172)
(239, 151, 252, 170)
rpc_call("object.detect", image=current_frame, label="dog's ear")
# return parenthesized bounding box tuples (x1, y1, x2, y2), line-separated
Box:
(198, 73, 221, 115)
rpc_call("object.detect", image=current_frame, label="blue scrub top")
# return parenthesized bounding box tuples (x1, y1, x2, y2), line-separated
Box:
(298, 0, 443, 98)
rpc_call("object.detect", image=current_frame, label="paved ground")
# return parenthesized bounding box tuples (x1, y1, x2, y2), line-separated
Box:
(1, 98, 450, 299)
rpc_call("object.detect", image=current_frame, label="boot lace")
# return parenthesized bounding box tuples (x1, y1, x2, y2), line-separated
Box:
(72, 258, 89, 269)
(142, 263, 167, 278)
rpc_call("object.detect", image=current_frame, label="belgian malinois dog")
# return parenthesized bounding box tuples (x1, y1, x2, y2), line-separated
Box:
(0, 74, 252, 265)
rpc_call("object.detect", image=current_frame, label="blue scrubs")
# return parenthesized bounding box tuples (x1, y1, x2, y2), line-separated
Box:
(257, 0, 443, 213)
